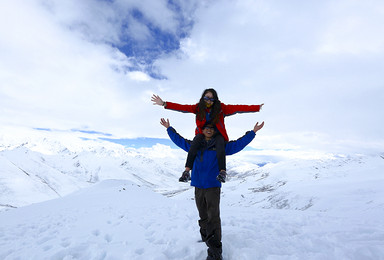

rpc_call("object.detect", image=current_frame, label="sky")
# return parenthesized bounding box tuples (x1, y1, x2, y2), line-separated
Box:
(1, 0, 384, 154)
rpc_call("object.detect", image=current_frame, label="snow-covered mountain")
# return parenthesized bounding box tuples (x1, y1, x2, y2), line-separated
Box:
(0, 133, 185, 211)
(1, 129, 384, 259)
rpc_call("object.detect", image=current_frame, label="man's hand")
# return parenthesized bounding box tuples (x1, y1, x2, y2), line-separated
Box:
(160, 118, 170, 128)
(253, 121, 264, 133)
(151, 94, 165, 106)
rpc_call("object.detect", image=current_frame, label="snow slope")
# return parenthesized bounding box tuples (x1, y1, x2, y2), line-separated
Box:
(0, 135, 185, 210)
(0, 180, 201, 260)
(1, 130, 384, 259)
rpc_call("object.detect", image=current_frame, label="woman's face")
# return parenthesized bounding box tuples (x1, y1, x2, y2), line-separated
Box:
(203, 91, 214, 108)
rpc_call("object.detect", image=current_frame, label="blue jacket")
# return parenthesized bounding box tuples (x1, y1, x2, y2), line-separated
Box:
(167, 127, 256, 189)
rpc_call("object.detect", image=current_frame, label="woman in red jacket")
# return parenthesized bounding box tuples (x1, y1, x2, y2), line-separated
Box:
(152, 89, 263, 182)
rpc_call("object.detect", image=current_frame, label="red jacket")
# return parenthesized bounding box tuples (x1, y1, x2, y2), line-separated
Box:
(165, 102, 261, 141)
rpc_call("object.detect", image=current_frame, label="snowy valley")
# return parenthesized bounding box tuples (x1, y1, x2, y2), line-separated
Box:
(1, 130, 384, 259)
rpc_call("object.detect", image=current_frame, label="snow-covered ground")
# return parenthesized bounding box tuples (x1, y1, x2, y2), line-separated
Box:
(1, 129, 384, 259)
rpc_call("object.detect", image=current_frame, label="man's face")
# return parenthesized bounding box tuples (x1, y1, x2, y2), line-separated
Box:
(202, 125, 215, 138)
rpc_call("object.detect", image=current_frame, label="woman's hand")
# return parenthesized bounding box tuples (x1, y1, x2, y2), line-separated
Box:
(151, 94, 165, 106)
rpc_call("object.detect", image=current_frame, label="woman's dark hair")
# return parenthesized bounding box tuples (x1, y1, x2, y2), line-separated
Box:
(197, 88, 221, 124)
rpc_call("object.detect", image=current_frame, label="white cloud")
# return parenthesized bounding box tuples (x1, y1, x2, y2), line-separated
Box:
(155, 0, 384, 153)
(124, 0, 179, 33)
(125, 17, 152, 42)
(0, 1, 151, 133)
(1, 0, 384, 154)
(127, 71, 151, 82)
(315, 1, 384, 55)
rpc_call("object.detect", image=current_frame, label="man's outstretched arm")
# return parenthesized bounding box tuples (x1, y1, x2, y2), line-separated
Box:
(160, 118, 191, 153)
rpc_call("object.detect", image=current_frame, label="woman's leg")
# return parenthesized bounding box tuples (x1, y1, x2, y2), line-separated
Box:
(215, 134, 227, 183)
(180, 134, 204, 182)
(214, 134, 226, 171)
(185, 133, 204, 170)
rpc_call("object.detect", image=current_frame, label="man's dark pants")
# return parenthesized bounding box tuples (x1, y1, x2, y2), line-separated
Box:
(195, 187, 222, 257)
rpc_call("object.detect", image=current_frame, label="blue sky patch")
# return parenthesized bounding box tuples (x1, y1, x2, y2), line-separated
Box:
(71, 129, 113, 136)
(34, 128, 52, 131)
(99, 137, 178, 148)
(114, 5, 193, 79)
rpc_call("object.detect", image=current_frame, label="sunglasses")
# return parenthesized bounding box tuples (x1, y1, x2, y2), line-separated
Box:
(203, 96, 215, 102)
(203, 125, 215, 130)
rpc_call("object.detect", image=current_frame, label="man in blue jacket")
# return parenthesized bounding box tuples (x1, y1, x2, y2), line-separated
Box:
(160, 118, 264, 260)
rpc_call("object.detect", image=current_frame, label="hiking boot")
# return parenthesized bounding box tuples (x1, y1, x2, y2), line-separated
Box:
(206, 247, 223, 260)
(200, 230, 208, 242)
(206, 235, 222, 260)
(216, 170, 226, 183)
(179, 170, 191, 182)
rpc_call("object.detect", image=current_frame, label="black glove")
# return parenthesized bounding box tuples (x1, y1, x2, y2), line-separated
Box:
(179, 171, 191, 182)
(216, 170, 226, 183)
